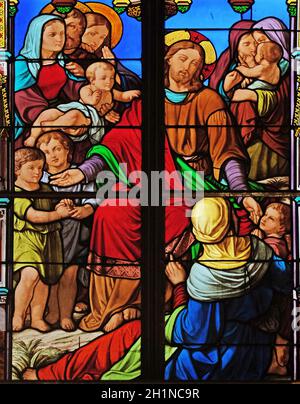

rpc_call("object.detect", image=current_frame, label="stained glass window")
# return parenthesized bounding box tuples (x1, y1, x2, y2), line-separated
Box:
(0, 0, 299, 386)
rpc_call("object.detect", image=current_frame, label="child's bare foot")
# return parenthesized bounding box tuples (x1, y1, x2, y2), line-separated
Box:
(45, 312, 59, 326)
(23, 368, 38, 381)
(60, 318, 76, 332)
(74, 302, 88, 314)
(31, 320, 51, 333)
(268, 361, 288, 376)
(123, 308, 141, 321)
(13, 316, 25, 332)
(103, 312, 124, 333)
(267, 348, 289, 376)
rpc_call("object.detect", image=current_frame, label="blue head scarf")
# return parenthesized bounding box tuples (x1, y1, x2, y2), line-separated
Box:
(15, 15, 69, 139)
(15, 14, 66, 92)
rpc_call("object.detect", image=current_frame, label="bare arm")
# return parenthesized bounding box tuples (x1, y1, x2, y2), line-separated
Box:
(113, 89, 141, 103)
(236, 65, 263, 79)
(26, 205, 70, 224)
(223, 70, 243, 93)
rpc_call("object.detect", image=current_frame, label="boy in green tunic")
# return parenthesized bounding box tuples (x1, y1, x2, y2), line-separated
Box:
(13, 148, 72, 333)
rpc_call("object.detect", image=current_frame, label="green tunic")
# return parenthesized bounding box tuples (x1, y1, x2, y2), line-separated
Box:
(14, 184, 63, 285)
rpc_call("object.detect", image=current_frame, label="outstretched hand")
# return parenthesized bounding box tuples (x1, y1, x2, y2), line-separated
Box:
(243, 197, 263, 225)
(165, 255, 187, 286)
(123, 90, 141, 102)
(50, 169, 85, 187)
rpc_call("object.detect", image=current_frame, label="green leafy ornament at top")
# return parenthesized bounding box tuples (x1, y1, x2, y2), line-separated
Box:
(232, 5, 250, 13)
(114, 6, 126, 14)
(9, 5, 17, 17)
(177, 5, 190, 13)
(288, 5, 297, 17)
(55, 6, 73, 13)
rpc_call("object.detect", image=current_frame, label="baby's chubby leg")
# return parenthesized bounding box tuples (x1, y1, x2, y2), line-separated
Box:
(232, 89, 258, 103)
(42, 109, 91, 137)
(25, 109, 64, 147)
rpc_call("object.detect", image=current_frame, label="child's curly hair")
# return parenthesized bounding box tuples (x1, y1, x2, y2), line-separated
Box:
(267, 203, 291, 234)
(36, 131, 74, 164)
(15, 148, 45, 176)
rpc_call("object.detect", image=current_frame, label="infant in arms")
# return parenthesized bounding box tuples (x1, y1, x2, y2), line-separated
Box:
(81, 62, 141, 116)
(230, 41, 282, 104)
(25, 61, 141, 147)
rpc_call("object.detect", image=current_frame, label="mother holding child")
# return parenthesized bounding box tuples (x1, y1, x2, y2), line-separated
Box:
(15, 6, 141, 162)
(210, 17, 290, 181)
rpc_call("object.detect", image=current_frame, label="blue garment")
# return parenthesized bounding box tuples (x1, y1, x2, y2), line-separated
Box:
(15, 15, 69, 139)
(165, 88, 188, 103)
(15, 15, 66, 92)
(165, 254, 292, 381)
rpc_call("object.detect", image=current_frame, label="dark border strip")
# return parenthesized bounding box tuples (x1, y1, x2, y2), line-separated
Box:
(141, 0, 166, 382)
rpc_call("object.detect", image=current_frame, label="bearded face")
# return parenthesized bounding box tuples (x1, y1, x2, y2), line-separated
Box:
(168, 48, 202, 86)
(64, 15, 85, 51)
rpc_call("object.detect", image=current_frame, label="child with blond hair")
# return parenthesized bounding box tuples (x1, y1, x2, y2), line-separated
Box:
(13, 148, 71, 332)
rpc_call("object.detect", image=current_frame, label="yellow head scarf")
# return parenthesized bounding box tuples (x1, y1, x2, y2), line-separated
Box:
(191, 198, 251, 270)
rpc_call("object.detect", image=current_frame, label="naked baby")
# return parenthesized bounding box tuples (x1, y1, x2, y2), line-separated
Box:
(25, 61, 141, 147)
(231, 41, 283, 114)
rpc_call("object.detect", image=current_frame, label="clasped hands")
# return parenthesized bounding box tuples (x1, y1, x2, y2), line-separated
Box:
(55, 199, 87, 220)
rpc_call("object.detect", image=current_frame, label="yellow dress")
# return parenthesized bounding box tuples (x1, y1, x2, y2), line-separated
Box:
(14, 184, 63, 285)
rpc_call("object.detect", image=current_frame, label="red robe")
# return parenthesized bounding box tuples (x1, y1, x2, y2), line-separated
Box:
(37, 284, 188, 381)
(87, 100, 192, 278)
(230, 75, 290, 159)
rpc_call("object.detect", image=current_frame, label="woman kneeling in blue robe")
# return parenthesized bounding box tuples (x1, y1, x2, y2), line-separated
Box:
(164, 197, 292, 381)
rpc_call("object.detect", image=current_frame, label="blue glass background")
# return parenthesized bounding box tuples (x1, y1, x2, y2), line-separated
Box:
(14, 0, 290, 78)
(166, 0, 290, 63)
(14, 0, 142, 76)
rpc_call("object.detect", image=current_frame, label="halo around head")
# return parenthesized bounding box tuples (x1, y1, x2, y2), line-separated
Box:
(85, 2, 123, 49)
(165, 30, 217, 80)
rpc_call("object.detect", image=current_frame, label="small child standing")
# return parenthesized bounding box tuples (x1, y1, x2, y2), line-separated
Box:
(259, 202, 291, 260)
(25, 61, 141, 147)
(36, 131, 97, 331)
(13, 148, 71, 332)
(255, 202, 292, 376)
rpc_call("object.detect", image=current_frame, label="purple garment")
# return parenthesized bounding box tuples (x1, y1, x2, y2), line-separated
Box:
(224, 159, 248, 191)
(81, 156, 247, 193)
(224, 159, 248, 204)
(253, 18, 289, 60)
(79, 155, 106, 183)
